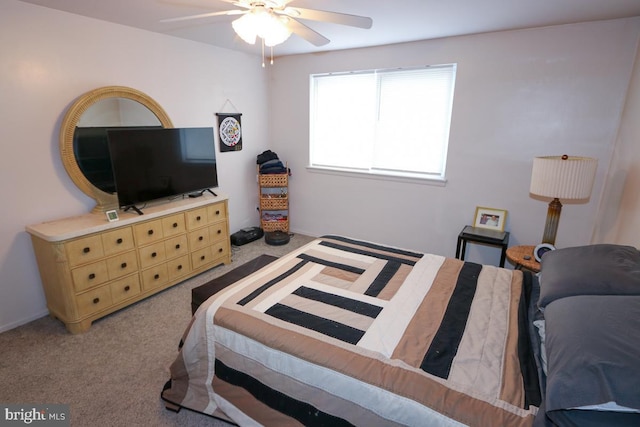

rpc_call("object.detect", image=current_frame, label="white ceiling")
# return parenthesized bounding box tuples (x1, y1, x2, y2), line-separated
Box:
(18, 0, 640, 57)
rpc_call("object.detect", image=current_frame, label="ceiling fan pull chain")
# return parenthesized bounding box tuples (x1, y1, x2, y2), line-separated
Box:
(261, 38, 266, 68)
(270, 46, 274, 65)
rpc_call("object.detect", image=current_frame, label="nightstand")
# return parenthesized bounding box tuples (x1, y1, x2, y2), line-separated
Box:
(455, 226, 510, 267)
(506, 245, 541, 273)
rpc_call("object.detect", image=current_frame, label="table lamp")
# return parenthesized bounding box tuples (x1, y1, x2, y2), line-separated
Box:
(529, 155, 598, 245)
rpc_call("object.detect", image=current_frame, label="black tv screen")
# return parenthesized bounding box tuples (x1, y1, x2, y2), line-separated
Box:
(107, 127, 218, 208)
(74, 126, 162, 194)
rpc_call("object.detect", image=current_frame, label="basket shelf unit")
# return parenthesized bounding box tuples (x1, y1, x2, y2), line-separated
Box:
(258, 168, 289, 233)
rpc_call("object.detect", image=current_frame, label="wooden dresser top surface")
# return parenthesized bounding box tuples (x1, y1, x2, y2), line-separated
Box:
(26, 191, 228, 242)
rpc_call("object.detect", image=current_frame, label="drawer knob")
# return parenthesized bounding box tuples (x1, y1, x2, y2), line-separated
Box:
(198, 236, 204, 241)
(177, 265, 183, 270)
(173, 222, 178, 228)
(218, 248, 223, 253)
(124, 285, 130, 292)
(88, 273, 96, 280)
(196, 215, 201, 221)
(83, 247, 90, 254)
(216, 229, 221, 234)
(154, 274, 160, 280)
(151, 252, 157, 258)
(116, 238, 123, 244)
(148, 229, 154, 235)
(216, 210, 220, 215)
(200, 255, 205, 261)
(93, 298, 100, 304)
(175, 244, 181, 250)
(121, 262, 127, 269)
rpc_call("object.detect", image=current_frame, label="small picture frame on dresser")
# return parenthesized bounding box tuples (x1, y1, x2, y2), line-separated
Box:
(105, 210, 119, 222)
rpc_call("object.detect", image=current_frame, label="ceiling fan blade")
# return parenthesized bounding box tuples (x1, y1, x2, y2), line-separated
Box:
(286, 18, 330, 46)
(283, 7, 372, 29)
(160, 9, 246, 23)
(219, 0, 253, 7)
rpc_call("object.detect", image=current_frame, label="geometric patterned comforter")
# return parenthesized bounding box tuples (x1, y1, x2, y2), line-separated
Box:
(162, 235, 540, 426)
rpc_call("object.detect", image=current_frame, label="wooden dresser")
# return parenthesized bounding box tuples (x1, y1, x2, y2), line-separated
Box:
(26, 193, 231, 333)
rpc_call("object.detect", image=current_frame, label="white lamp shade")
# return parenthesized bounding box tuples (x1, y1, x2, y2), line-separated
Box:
(530, 155, 598, 200)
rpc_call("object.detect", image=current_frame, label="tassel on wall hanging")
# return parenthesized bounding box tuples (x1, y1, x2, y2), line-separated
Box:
(216, 110, 243, 152)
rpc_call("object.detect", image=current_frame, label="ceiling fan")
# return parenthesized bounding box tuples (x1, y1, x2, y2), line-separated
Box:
(161, 0, 373, 48)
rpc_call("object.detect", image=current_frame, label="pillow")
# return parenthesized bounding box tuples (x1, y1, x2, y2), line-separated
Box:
(538, 244, 640, 308)
(543, 295, 640, 417)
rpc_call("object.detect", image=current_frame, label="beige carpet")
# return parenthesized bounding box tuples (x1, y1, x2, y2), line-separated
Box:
(0, 233, 316, 427)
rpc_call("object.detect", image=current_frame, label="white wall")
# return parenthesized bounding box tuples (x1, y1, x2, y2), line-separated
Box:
(0, 0, 271, 332)
(595, 39, 640, 247)
(270, 18, 640, 259)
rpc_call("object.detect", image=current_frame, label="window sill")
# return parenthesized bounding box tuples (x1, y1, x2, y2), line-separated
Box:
(306, 165, 447, 186)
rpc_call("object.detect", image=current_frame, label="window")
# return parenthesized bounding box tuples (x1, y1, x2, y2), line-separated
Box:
(309, 65, 457, 182)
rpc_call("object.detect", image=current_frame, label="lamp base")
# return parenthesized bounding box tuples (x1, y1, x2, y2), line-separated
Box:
(542, 198, 562, 245)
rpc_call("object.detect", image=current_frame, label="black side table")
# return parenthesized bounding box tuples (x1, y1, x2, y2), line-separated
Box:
(455, 226, 510, 267)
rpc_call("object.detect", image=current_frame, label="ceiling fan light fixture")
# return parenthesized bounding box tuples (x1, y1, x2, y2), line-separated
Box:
(232, 13, 258, 44)
(232, 7, 291, 47)
(263, 16, 291, 46)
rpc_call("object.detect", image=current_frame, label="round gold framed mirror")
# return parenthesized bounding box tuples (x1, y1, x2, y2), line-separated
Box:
(60, 86, 173, 213)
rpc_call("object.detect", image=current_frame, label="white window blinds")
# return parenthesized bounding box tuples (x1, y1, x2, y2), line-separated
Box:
(310, 64, 457, 180)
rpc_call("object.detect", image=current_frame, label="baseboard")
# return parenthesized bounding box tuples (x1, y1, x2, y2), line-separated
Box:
(0, 309, 49, 334)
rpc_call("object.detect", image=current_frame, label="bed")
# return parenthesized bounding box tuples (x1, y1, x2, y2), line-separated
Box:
(161, 235, 640, 426)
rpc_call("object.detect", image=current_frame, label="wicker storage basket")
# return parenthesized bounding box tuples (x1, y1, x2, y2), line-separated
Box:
(259, 173, 288, 187)
(262, 221, 289, 232)
(260, 198, 288, 210)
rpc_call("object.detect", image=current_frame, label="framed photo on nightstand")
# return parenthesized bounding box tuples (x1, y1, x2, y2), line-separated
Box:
(473, 206, 507, 231)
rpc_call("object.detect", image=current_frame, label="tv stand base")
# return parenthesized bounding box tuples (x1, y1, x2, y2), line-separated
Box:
(124, 205, 144, 215)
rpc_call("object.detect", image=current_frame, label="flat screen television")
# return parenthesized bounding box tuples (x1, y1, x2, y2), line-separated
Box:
(107, 127, 218, 211)
(74, 126, 162, 194)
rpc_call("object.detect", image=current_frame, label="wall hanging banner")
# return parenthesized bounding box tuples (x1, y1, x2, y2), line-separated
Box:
(216, 113, 243, 152)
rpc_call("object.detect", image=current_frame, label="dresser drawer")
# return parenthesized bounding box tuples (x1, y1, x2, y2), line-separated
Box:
(72, 261, 109, 292)
(110, 274, 141, 305)
(186, 207, 209, 230)
(211, 239, 229, 260)
(162, 214, 186, 238)
(208, 203, 227, 222)
(105, 251, 138, 280)
(209, 222, 228, 242)
(76, 286, 112, 318)
(188, 228, 211, 251)
(138, 241, 167, 269)
(167, 255, 190, 281)
(191, 240, 228, 270)
(101, 227, 134, 256)
(165, 234, 189, 259)
(66, 235, 104, 267)
(141, 264, 169, 290)
(191, 246, 213, 270)
(134, 219, 164, 246)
